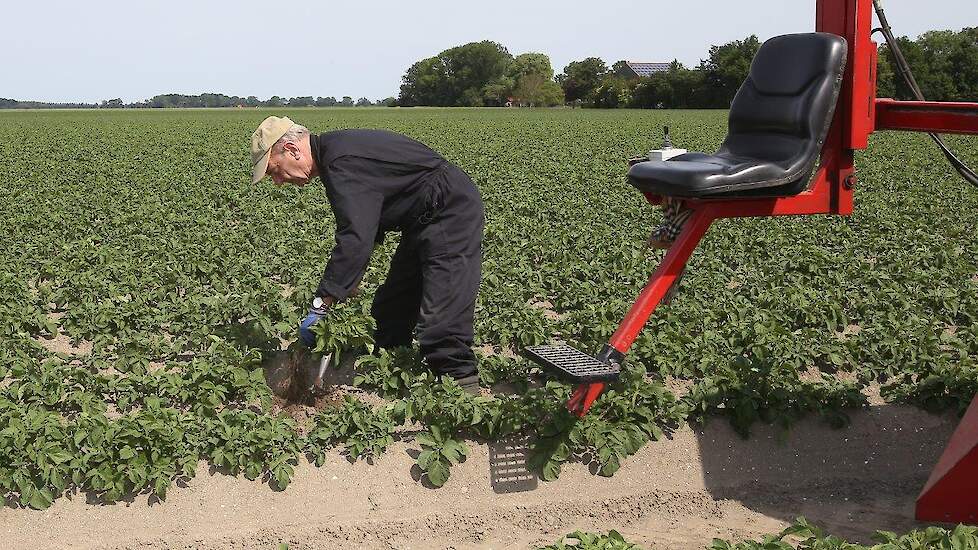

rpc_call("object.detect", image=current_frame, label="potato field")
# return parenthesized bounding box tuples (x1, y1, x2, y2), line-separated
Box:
(1, 107, 976, 549)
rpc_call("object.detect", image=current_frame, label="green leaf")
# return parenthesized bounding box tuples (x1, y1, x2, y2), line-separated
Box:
(425, 459, 450, 487)
(417, 450, 437, 470)
(541, 460, 561, 482)
(28, 486, 54, 510)
(599, 455, 620, 477)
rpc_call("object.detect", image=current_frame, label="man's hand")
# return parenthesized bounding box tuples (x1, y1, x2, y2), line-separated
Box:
(299, 295, 335, 348)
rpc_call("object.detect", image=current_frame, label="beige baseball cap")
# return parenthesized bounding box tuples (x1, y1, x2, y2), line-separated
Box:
(250, 116, 295, 183)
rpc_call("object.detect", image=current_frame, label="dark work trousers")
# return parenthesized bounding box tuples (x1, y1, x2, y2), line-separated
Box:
(370, 164, 484, 379)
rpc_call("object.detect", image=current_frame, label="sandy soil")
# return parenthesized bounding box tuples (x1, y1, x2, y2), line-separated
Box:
(0, 398, 958, 550)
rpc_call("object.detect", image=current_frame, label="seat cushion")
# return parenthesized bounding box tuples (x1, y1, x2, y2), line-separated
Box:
(628, 152, 803, 197)
(628, 33, 847, 199)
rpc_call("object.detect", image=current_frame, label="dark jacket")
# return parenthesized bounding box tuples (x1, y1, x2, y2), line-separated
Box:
(310, 129, 448, 300)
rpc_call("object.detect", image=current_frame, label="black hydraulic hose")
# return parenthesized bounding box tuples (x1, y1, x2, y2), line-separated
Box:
(872, 0, 978, 188)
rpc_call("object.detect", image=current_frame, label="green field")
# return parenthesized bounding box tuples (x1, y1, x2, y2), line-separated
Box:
(1, 108, 976, 509)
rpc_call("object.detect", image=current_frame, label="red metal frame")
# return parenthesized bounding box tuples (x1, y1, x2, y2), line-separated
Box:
(567, 383, 606, 417)
(564, 0, 978, 523)
(875, 99, 978, 135)
(917, 398, 978, 523)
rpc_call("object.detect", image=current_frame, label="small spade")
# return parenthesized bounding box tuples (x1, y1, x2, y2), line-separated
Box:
(303, 352, 332, 393)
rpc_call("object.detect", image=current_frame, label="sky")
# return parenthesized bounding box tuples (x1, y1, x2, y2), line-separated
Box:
(3, 0, 976, 103)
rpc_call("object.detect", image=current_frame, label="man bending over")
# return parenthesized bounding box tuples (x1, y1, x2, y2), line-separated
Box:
(251, 116, 484, 392)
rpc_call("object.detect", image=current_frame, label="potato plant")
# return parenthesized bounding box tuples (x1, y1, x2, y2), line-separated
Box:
(539, 530, 643, 550)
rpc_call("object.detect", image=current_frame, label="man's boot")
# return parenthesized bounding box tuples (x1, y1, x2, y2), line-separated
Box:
(455, 373, 481, 396)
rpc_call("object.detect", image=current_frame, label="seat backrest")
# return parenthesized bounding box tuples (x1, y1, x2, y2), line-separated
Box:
(720, 33, 847, 173)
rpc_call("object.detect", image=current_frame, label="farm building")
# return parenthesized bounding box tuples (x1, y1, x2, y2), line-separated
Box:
(616, 61, 671, 79)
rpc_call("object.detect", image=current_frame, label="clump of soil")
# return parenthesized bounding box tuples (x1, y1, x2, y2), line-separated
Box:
(272, 393, 342, 433)
(262, 349, 324, 402)
(262, 349, 359, 430)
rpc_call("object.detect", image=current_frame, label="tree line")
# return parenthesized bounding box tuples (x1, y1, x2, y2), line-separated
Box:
(398, 41, 564, 107)
(0, 94, 398, 110)
(397, 27, 976, 108)
(2, 28, 973, 110)
(877, 27, 978, 102)
(127, 94, 399, 109)
(393, 36, 768, 108)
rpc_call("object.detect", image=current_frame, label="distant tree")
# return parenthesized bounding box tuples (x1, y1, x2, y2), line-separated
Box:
(0, 98, 99, 109)
(877, 27, 978, 101)
(145, 95, 165, 108)
(538, 81, 565, 106)
(399, 57, 448, 106)
(611, 60, 631, 77)
(508, 53, 552, 81)
(512, 73, 544, 106)
(378, 97, 398, 107)
(672, 62, 707, 108)
(399, 40, 513, 106)
(198, 93, 225, 108)
(340, 96, 354, 107)
(557, 57, 608, 104)
(451, 41, 513, 106)
(356, 97, 373, 106)
(592, 77, 633, 108)
(288, 96, 315, 107)
(875, 43, 898, 99)
(506, 52, 563, 106)
(460, 88, 483, 107)
(315, 96, 337, 107)
(627, 60, 706, 109)
(697, 35, 760, 107)
(100, 98, 124, 109)
(945, 27, 978, 100)
(630, 73, 664, 109)
(511, 74, 564, 107)
(482, 76, 515, 106)
(263, 96, 285, 107)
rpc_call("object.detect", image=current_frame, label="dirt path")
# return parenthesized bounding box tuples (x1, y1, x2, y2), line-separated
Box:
(0, 403, 956, 550)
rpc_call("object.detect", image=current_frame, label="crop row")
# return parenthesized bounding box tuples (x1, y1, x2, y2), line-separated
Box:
(0, 305, 916, 508)
(537, 519, 978, 550)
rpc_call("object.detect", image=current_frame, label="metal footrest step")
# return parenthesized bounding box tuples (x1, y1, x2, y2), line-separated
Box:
(524, 344, 621, 383)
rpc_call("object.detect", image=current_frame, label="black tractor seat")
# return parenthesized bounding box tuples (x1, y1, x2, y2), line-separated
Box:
(628, 33, 848, 198)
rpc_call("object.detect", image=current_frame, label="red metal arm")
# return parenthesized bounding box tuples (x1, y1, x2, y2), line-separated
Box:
(607, 207, 715, 355)
(604, 147, 853, 359)
(875, 99, 978, 135)
(566, 383, 607, 418)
